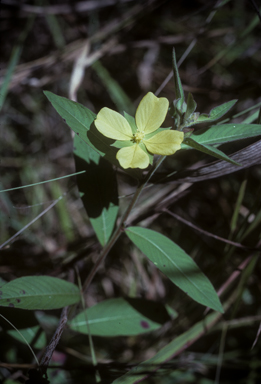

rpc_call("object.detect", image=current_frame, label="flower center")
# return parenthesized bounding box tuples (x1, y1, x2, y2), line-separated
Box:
(133, 130, 145, 144)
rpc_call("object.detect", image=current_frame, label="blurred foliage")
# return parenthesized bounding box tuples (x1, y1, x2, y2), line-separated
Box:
(1, 0, 261, 383)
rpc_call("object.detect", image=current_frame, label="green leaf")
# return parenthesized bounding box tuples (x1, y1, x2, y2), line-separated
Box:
(139, 142, 154, 165)
(92, 60, 134, 115)
(69, 298, 174, 336)
(0, 276, 81, 310)
(0, 17, 35, 112)
(184, 92, 197, 121)
(74, 134, 119, 246)
(125, 227, 223, 312)
(191, 123, 261, 145)
(257, 107, 261, 125)
(186, 100, 238, 127)
(44, 91, 95, 145)
(44, 91, 118, 165)
(46, 90, 120, 245)
(144, 126, 171, 140)
(8, 325, 46, 349)
(184, 137, 241, 165)
(241, 110, 260, 124)
(90, 205, 119, 247)
(111, 139, 134, 149)
(123, 111, 137, 135)
(44, 90, 142, 179)
(172, 48, 184, 103)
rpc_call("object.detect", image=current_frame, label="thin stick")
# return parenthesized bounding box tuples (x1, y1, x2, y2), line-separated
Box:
(39, 306, 69, 375)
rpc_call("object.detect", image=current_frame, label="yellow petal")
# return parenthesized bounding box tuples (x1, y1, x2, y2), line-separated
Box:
(135, 92, 169, 134)
(116, 144, 150, 169)
(144, 130, 184, 155)
(95, 107, 133, 140)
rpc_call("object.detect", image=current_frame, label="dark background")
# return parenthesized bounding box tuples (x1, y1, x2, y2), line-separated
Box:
(1, 1, 261, 383)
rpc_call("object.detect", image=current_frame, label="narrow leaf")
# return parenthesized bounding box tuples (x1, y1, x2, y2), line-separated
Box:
(0, 17, 35, 111)
(93, 60, 134, 115)
(184, 137, 241, 165)
(172, 49, 184, 103)
(0, 276, 81, 310)
(126, 227, 223, 312)
(209, 100, 237, 120)
(184, 93, 197, 121)
(257, 107, 261, 124)
(187, 100, 238, 126)
(191, 123, 261, 145)
(69, 298, 174, 336)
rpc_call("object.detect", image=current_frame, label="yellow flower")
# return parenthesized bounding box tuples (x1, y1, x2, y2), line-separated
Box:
(95, 92, 184, 169)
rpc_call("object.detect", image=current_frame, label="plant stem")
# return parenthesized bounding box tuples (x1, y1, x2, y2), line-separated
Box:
(81, 156, 166, 294)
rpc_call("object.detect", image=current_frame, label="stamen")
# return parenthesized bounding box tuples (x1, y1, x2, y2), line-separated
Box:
(133, 130, 145, 144)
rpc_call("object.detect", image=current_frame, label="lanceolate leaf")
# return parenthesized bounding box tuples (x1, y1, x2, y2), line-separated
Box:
(69, 298, 175, 337)
(191, 123, 261, 145)
(184, 92, 197, 121)
(172, 48, 184, 103)
(44, 91, 96, 148)
(0, 276, 81, 310)
(186, 100, 238, 127)
(44, 91, 118, 166)
(257, 107, 261, 124)
(92, 60, 135, 115)
(125, 227, 223, 312)
(163, 140, 261, 185)
(184, 137, 241, 165)
(74, 134, 119, 246)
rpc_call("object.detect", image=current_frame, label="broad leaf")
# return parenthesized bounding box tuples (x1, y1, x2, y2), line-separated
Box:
(69, 298, 175, 336)
(184, 137, 241, 165)
(125, 227, 223, 312)
(0, 276, 81, 310)
(74, 134, 119, 246)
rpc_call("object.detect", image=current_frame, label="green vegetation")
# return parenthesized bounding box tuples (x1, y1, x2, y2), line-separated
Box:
(1, 1, 261, 383)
